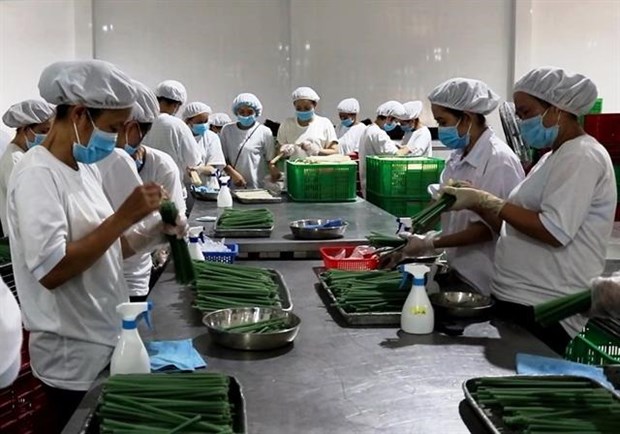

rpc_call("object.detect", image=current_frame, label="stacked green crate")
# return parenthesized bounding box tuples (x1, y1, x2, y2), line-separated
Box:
(366, 156, 445, 217)
(287, 160, 358, 202)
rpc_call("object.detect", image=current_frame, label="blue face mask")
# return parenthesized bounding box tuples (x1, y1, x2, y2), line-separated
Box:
(135, 158, 144, 172)
(72, 114, 118, 164)
(400, 124, 413, 133)
(296, 109, 314, 122)
(382, 122, 397, 132)
(191, 123, 208, 136)
(124, 144, 138, 156)
(26, 130, 46, 149)
(237, 115, 256, 127)
(438, 119, 470, 150)
(519, 109, 559, 149)
(340, 118, 354, 128)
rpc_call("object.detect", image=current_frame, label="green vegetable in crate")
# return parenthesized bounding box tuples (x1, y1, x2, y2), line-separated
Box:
(216, 208, 274, 229)
(160, 200, 195, 284)
(192, 261, 282, 312)
(99, 373, 238, 433)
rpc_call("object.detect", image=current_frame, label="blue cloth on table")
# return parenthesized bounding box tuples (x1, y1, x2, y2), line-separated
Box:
(516, 353, 613, 389)
(145, 339, 206, 372)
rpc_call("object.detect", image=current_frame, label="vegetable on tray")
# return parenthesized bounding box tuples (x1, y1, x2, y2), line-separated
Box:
(192, 261, 282, 312)
(321, 269, 406, 313)
(160, 200, 196, 285)
(533, 290, 591, 326)
(470, 376, 620, 433)
(216, 208, 274, 229)
(99, 373, 238, 434)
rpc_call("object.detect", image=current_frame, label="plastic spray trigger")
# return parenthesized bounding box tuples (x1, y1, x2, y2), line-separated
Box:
(138, 301, 153, 330)
(398, 264, 412, 290)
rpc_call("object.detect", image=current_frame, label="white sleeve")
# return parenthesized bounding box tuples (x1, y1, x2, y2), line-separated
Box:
(99, 154, 143, 210)
(0, 278, 21, 388)
(177, 124, 202, 169)
(11, 168, 68, 281)
(205, 134, 226, 168)
(262, 129, 276, 161)
(162, 162, 187, 216)
(539, 151, 604, 246)
(276, 120, 290, 145)
(376, 130, 399, 154)
(325, 121, 338, 146)
(407, 128, 432, 156)
(220, 127, 233, 164)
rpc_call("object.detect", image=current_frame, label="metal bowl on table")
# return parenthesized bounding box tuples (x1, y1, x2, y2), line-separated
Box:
(429, 291, 495, 320)
(202, 307, 301, 351)
(289, 219, 348, 240)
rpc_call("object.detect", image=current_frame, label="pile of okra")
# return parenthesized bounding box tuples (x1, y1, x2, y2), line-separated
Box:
(472, 376, 620, 433)
(99, 373, 238, 433)
(192, 261, 282, 312)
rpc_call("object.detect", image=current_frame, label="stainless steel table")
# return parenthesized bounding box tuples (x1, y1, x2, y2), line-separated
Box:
(188, 197, 399, 253)
(138, 260, 556, 434)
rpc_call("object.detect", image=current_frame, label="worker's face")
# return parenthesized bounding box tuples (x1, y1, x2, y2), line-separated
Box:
(119, 120, 143, 148)
(186, 113, 209, 127)
(236, 105, 256, 117)
(513, 91, 560, 128)
(24, 119, 52, 141)
(399, 119, 414, 129)
(294, 100, 316, 112)
(338, 112, 356, 122)
(431, 104, 471, 136)
(71, 105, 132, 145)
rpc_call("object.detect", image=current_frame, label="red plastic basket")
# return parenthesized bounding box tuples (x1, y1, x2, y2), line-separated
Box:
(320, 246, 378, 271)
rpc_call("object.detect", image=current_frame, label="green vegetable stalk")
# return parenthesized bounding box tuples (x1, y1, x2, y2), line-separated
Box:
(217, 208, 274, 229)
(159, 201, 195, 285)
(533, 290, 591, 326)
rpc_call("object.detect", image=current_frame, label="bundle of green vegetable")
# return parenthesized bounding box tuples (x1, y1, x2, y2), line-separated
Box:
(192, 261, 281, 312)
(0, 238, 10, 264)
(223, 317, 289, 334)
(366, 231, 405, 248)
(160, 200, 195, 284)
(470, 376, 620, 433)
(409, 193, 455, 234)
(99, 373, 239, 433)
(322, 269, 406, 313)
(216, 208, 274, 229)
(533, 290, 591, 326)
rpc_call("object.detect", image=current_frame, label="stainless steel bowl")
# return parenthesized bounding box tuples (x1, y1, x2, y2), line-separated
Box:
(202, 307, 301, 351)
(429, 291, 494, 319)
(289, 219, 348, 240)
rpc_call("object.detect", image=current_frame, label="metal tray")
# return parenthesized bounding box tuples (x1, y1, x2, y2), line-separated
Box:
(463, 375, 620, 434)
(80, 375, 247, 434)
(233, 189, 282, 204)
(314, 267, 401, 326)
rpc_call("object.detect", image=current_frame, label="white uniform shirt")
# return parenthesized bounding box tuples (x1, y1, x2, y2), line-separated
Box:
(97, 149, 151, 297)
(277, 115, 338, 160)
(403, 126, 432, 157)
(144, 114, 201, 183)
(220, 122, 275, 190)
(358, 123, 400, 195)
(336, 123, 366, 155)
(440, 129, 525, 295)
(139, 146, 187, 216)
(7, 146, 128, 390)
(196, 130, 226, 169)
(0, 143, 25, 231)
(0, 277, 21, 388)
(493, 135, 616, 336)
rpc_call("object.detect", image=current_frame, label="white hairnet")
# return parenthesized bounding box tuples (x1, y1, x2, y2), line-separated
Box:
(514, 67, 598, 116)
(232, 93, 263, 117)
(181, 102, 212, 120)
(403, 101, 423, 120)
(210, 113, 232, 127)
(428, 78, 500, 115)
(292, 86, 320, 102)
(2, 99, 55, 128)
(130, 80, 159, 123)
(376, 100, 407, 119)
(38, 60, 137, 109)
(155, 80, 187, 104)
(337, 98, 360, 114)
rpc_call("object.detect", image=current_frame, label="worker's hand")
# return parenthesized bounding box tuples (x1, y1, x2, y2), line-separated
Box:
(230, 172, 247, 188)
(280, 144, 296, 157)
(440, 185, 505, 215)
(263, 175, 282, 195)
(162, 213, 188, 240)
(401, 232, 438, 257)
(191, 165, 216, 176)
(300, 140, 320, 156)
(268, 165, 282, 183)
(590, 273, 620, 318)
(123, 212, 167, 256)
(117, 183, 163, 227)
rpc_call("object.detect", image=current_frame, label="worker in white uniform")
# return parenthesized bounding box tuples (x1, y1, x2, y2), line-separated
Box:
(220, 93, 277, 189)
(181, 102, 226, 183)
(441, 67, 616, 354)
(209, 112, 232, 135)
(358, 100, 410, 196)
(335, 97, 366, 155)
(389, 79, 525, 296)
(6, 60, 185, 431)
(0, 276, 21, 388)
(145, 80, 201, 211)
(97, 80, 161, 302)
(400, 101, 432, 156)
(277, 86, 339, 159)
(0, 100, 55, 232)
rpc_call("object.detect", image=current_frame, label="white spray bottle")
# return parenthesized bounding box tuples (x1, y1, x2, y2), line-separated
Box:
(111, 302, 151, 375)
(400, 264, 434, 334)
(217, 176, 233, 209)
(188, 227, 205, 261)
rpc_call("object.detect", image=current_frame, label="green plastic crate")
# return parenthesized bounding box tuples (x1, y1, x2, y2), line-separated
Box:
(366, 156, 445, 199)
(286, 161, 357, 202)
(366, 192, 428, 217)
(565, 319, 620, 365)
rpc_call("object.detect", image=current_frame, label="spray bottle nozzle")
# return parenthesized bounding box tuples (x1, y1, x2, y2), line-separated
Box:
(399, 263, 430, 289)
(188, 227, 204, 243)
(117, 302, 150, 330)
